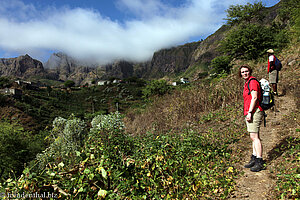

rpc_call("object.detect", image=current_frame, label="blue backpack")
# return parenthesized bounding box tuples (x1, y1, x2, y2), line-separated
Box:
(274, 56, 282, 71)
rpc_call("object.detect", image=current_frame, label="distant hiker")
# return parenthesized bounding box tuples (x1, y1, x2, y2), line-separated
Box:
(267, 49, 279, 95)
(239, 65, 264, 172)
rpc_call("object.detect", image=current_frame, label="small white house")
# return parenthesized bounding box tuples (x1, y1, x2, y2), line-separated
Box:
(0, 88, 22, 96)
(180, 78, 189, 84)
(98, 81, 106, 86)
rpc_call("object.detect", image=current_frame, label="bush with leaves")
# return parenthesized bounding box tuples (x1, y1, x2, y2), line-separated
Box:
(1, 105, 246, 199)
(0, 121, 45, 180)
(274, 136, 300, 199)
(220, 23, 288, 60)
(0, 94, 9, 106)
(64, 80, 75, 88)
(142, 80, 172, 99)
(90, 111, 124, 134)
(36, 115, 86, 169)
(0, 77, 11, 88)
(210, 55, 232, 74)
(225, 2, 264, 25)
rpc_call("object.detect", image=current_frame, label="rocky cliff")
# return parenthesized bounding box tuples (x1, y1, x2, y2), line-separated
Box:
(44, 53, 98, 84)
(0, 54, 46, 78)
(44, 53, 136, 85)
(144, 42, 200, 78)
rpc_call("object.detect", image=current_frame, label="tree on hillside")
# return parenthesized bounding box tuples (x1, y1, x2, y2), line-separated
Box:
(64, 80, 75, 88)
(210, 55, 232, 74)
(220, 24, 281, 60)
(225, 2, 264, 25)
(142, 80, 172, 99)
(0, 77, 11, 88)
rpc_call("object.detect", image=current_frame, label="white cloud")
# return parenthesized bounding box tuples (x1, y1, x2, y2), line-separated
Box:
(0, 0, 255, 64)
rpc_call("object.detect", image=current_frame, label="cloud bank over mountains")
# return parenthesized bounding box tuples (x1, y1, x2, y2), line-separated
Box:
(0, 0, 254, 64)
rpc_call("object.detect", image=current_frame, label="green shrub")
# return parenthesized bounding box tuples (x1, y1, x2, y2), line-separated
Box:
(220, 24, 281, 60)
(0, 77, 11, 88)
(36, 115, 86, 169)
(210, 55, 232, 74)
(225, 2, 264, 25)
(0, 107, 243, 199)
(64, 80, 75, 88)
(90, 111, 124, 134)
(274, 137, 300, 199)
(0, 121, 45, 180)
(0, 94, 8, 106)
(142, 80, 172, 99)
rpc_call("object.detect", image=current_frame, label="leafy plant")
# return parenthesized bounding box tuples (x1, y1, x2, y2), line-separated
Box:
(1, 108, 244, 199)
(220, 24, 283, 60)
(36, 115, 86, 169)
(142, 80, 172, 99)
(0, 121, 45, 180)
(274, 137, 300, 199)
(210, 55, 232, 74)
(225, 2, 264, 25)
(64, 80, 75, 88)
(0, 77, 11, 88)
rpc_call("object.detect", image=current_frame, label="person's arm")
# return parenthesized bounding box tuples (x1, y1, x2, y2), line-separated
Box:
(246, 90, 258, 121)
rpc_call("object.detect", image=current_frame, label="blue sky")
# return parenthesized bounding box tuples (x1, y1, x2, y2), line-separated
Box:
(0, 0, 279, 64)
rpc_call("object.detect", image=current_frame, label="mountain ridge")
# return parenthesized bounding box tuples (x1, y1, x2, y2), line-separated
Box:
(0, 2, 282, 85)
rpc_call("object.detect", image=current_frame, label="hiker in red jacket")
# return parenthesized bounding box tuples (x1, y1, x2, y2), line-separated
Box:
(267, 49, 278, 95)
(239, 65, 264, 172)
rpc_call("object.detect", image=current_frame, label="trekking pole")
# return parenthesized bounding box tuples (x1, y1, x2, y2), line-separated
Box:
(274, 96, 276, 116)
(264, 111, 267, 127)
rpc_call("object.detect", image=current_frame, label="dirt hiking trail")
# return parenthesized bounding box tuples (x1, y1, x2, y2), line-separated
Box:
(230, 94, 297, 200)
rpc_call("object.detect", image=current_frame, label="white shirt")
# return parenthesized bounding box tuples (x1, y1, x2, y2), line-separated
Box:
(269, 55, 274, 62)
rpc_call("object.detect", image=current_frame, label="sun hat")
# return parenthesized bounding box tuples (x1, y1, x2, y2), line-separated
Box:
(267, 49, 274, 53)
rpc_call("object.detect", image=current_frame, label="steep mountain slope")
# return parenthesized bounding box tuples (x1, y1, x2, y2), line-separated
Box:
(0, 54, 46, 78)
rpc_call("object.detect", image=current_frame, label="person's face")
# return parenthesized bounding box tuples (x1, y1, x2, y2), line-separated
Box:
(241, 67, 250, 80)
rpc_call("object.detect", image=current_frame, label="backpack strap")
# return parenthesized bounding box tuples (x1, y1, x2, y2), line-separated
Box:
(247, 77, 264, 111)
(247, 78, 259, 95)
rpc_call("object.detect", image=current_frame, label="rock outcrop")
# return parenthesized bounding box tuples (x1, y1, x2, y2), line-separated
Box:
(44, 53, 136, 85)
(44, 53, 98, 84)
(0, 54, 46, 78)
(145, 42, 200, 78)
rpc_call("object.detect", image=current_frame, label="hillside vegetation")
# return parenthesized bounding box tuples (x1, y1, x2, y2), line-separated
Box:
(0, 1, 299, 199)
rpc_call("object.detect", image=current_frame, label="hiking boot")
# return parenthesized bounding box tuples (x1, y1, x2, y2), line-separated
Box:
(244, 155, 256, 168)
(250, 158, 264, 172)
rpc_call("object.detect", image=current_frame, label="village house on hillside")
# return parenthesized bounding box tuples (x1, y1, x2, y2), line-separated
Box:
(0, 88, 22, 97)
(15, 80, 44, 90)
(172, 77, 190, 86)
